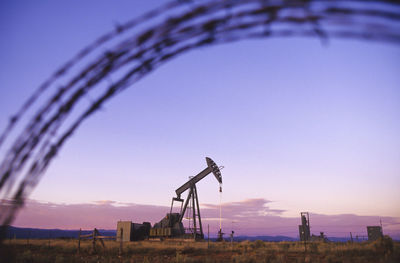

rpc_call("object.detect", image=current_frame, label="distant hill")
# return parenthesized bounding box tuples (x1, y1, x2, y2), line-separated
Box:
(4, 226, 115, 239)
(232, 236, 298, 242)
(5, 226, 298, 241)
(3, 226, 378, 242)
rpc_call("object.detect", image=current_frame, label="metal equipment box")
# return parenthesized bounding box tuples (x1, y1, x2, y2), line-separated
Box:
(116, 221, 151, 241)
(117, 221, 132, 242)
(367, 226, 383, 241)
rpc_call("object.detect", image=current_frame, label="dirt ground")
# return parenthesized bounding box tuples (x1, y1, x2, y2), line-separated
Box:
(1, 236, 399, 262)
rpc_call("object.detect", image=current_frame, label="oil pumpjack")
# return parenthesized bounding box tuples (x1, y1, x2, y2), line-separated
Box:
(150, 157, 223, 240)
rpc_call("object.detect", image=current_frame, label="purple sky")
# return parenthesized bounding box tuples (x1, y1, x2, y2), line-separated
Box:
(1, 1, 399, 237)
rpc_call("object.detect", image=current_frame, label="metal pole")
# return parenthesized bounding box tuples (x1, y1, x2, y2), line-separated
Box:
(192, 186, 197, 239)
(179, 188, 193, 222)
(170, 198, 174, 214)
(27, 230, 30, 246)
(231, 232, 233, 251)
(78, 228, 81, 254)
(208, 225, 210, 249)
(193, 185, 203, 237)
(219, 191, 222, 234)
(92, 229, 96, 252)
(119, 228, 123, 256)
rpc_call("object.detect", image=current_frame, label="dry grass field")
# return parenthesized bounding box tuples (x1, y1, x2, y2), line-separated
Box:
(1, 236, 399, 263)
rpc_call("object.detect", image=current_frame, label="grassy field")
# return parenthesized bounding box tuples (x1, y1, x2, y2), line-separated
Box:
(1, 236, 399, 262)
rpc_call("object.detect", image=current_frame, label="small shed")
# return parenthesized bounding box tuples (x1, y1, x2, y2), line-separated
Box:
(117, 221, 151, 241)
(367, 226, 383, 241)
(117, 221, 132, 242)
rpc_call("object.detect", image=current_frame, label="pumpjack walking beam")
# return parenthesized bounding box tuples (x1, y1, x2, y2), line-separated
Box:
(175, 157, 222, 199)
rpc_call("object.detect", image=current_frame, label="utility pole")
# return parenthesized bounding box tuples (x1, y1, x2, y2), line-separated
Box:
(230, 231, 234, 251)
(78, 229, 81, 254)
(92, 228, 96, 252)
(119, 228, 123, 256)
(207, 224, 210, 249)
(230, 221, 235, 251)
(27, 230, 30, 246)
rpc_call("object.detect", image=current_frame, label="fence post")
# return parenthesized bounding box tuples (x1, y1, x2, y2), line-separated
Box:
(92, 228, 96, 252)
(27, 230, 30, 246)
(207, 225, 210, 249)
(95, 228, 105, 248)
(230, 231, 234, 251)
(78, 228, 81, 254)
(119, 228, 123, 256)
(48, 230, 51, 248)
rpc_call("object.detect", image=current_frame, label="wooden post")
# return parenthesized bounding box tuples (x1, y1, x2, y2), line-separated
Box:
(48, 231, 51, 248)
(27, 230, 30, 246)
(92, 228, 96, 252)
(350, 232, 353, 243)
(119, 228, 123, 256)
(207, 225, 210, 249)
(78, 228, 81, 254)
(95, 228, 105, 248)
(230, 231, 233, 251)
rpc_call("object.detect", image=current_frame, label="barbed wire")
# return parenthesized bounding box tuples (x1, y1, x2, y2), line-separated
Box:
(0, 0, 399, 231)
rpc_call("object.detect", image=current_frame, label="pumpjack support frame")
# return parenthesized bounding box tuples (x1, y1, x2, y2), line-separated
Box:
(169, 157, 222, 239)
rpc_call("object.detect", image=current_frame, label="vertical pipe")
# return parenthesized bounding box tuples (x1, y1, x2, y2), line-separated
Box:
(192, 186, 197, 238)
(170, 198, 174, 214)
(219, 190, 222, 233)
(180, 200, 183, 214)
(193, 185, 203, 237)
(179, 188, 192, 222)
(308, 213, 310, 239)
(119, 228, 123, 255)
(208, 224, 210, 249)
(78, 228, 81, 254)
(92, 229, 96, 252)
(231, 231, 233, 251)
(27, 230, 30, 246)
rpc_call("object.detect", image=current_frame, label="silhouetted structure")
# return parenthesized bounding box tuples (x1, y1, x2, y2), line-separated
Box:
(310, 232, 329, 242)
(367, 226, 383, 241)
(150, 157, 222, 240)
(299, 212, 310, 241)
(116, 221, 151, 241)
(216, 229, 225, 242)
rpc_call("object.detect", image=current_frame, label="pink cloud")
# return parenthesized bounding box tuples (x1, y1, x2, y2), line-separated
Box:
(11, 199, 400, 239)
(12, 199, 167, 230)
